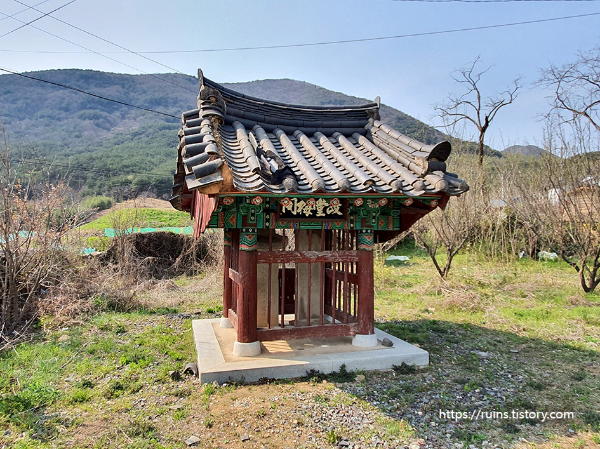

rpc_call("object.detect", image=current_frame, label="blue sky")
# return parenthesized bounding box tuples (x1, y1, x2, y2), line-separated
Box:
(0, 0, 598, 149)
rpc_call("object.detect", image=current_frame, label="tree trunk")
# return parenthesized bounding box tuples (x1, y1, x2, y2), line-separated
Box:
(580, 264, 600, 293)
(478, 117, 490, 167)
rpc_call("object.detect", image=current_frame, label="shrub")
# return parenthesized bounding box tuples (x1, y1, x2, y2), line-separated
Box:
(82, 195, 113, 211)
(0, 149, 84, 336)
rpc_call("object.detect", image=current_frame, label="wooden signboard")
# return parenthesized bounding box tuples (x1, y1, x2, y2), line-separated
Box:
(278, 197, 346, 221)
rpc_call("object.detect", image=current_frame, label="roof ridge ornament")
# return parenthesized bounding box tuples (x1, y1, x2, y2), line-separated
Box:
(197, 68, 226, 121)
(367, 97, 381, 121)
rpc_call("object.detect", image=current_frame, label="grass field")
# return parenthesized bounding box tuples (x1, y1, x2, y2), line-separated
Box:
(375, 243, 600, 350)
(0, 242, 598, 448)
(75, 207, 194, 251)
(80, 208, 193, 232)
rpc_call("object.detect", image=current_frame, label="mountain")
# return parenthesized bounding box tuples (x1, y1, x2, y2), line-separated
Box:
(503, 144, 546, 157)
(0, 69, 449, 197)
(0, 69, 194, 146)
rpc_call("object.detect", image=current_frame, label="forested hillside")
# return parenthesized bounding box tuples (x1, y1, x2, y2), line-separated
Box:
(0, 69, 450, 197)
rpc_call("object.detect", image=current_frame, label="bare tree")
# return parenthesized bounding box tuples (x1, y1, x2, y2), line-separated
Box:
(510, 117, 600, 292)
(435, 57, 521, 167)
(539, 46, 600, 133)
(0, 134, 82, 336)
(411, 154, 483, 278)
(506, 48, 600, 292)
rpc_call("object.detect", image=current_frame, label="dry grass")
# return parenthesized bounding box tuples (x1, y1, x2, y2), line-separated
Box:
(136, 270, 223, 312)
(37, 230, 223, 330)
(439, 286, 485, 312)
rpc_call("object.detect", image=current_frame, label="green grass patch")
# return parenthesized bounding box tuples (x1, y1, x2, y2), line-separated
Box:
(80, 208, 192, 231)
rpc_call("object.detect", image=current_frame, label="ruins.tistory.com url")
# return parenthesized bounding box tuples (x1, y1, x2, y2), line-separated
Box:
(438, 410, 575, 422)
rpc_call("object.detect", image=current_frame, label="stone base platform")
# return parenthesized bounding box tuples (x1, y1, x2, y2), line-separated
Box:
(192, 319, 429, 384)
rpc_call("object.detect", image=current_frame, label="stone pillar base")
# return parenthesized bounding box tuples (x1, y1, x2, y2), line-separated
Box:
(352, 333, 378, 348)
(220, 316, 233, 328)
(233, 340, 261, 357)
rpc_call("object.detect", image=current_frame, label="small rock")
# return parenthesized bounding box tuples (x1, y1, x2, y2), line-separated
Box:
(409, 444, 420, 449)
(57, 335, 69, 342)
(241, 434, 250, 442)
(474, 351, 491, 358)
(185, 435, 201, 446)
(338, 441, 350, 447)
(510, 349, 519, 353)
(169, 371, 182, 381)
(4, 430, 11, 436)
(64, 376, 75, 382)
(382, 338, 393, 347)
(355, 375, 365, 382)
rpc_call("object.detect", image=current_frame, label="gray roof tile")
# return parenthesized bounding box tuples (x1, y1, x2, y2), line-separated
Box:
(171, 72, 469, 208)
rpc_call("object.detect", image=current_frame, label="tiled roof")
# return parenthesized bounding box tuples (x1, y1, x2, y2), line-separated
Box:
(170, 70, 468, 211)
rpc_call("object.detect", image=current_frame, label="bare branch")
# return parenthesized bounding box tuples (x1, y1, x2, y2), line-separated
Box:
(435, 57, 521, 168)
(540, 46, 600, 134)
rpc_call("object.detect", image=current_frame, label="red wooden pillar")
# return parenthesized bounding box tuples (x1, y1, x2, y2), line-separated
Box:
(231, 229, 240, 314)
(357, 250, 374, 335)
(355, 230, 376, 346)
(221, 230, 233, 327)
(233, 229, 260, 356)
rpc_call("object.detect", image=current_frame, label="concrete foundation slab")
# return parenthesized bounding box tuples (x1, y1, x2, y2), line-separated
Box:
(193, 319, 429, 384)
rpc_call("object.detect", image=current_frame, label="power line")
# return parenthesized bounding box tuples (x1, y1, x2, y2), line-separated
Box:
(0, 0, 52, 23)
(11, 0, 192, 80)
(1, 10, 597, 55)
(0, 0, 75, 39)
(121, 11, 600, 53)
(0, 6, 196, 94)
(0, 66, 180, 119)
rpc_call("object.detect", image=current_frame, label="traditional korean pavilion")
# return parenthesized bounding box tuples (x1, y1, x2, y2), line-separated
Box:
(170, 70, 469, 357)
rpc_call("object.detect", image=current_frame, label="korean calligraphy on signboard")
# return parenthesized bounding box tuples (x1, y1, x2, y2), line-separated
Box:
(278, 197, 345, 220)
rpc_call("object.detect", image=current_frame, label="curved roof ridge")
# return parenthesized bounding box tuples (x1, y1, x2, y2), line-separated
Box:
(202, 76, 379, 114)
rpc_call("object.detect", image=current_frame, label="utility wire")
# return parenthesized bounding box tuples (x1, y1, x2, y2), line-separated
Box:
(0, 66, 180, 119)
(11, 0, 192, 80)
(0, 6, 196, 94)
(1, 10, 598, 55)
(0, 0, 51, 23)
(120, 11, 600, 53)
(0, 0, 75, 39)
